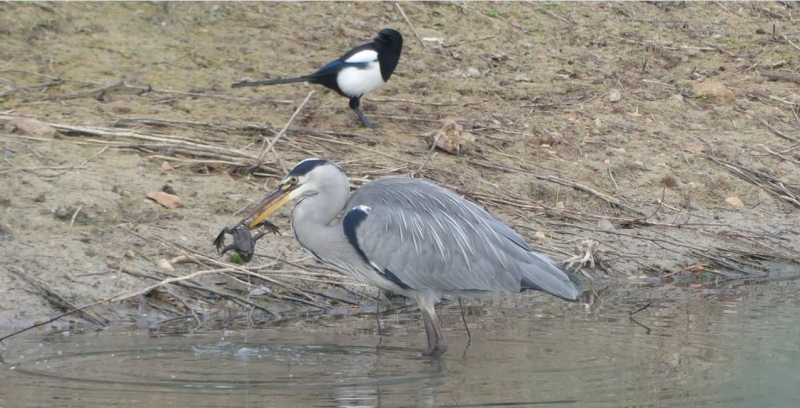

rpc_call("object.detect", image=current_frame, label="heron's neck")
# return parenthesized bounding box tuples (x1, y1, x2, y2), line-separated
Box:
(291, 184, 351, 260)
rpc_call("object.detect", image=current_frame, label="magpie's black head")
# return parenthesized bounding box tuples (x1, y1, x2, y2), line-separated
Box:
(374, 29, 403, 54)
(373, 29, 403, 82)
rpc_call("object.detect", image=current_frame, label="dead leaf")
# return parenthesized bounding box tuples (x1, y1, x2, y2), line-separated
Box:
(725, 196, 744, 207)
(147, 191, 182, 209)
(4, 117, 57, 137)
(432, 118, 475, 155)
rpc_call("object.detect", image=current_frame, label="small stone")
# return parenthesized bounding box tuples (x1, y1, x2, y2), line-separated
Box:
(609, 89, 621, 102)
(555, 201, 565, 210)
(466, 67, 481, 78)
(4, 117, 57, 137)
(161, 161, 174, 171)
(515, 74, 532, 82)
(725, 196, 744, 207)
(156, 258, 175, 272)
(597, 219, 615, 230)
(146, 191, 182, 209)
(693, 81, 735, 104)
(667, 94, 684, 107)
(594, 117, 604, 130)
(180, 189, 197, 197)
(534, 231, 546, 239)
(125, 250, 136, 258)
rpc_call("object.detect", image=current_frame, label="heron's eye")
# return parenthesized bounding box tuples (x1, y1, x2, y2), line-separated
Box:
(289, 177, 299, 185)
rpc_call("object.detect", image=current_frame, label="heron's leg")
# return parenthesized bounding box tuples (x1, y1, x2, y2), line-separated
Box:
(418, 297, 447, 356)
(458, 298, 472, 341)
(376, 290, 383, 347)
(349, 97, 378, 128)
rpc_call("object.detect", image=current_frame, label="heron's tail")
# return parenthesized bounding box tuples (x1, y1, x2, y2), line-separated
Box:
(232, 75, 316, 88)
(520, 254, 583, 302)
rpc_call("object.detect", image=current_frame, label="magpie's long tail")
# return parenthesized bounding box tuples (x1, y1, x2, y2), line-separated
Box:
(232, 75, 316, 88)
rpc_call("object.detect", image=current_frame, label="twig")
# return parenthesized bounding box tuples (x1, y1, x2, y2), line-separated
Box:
(762, 72, 800, 85)
(0, 164, 87, 175)
(113, 269, 231, 303)
(69, 206, 82, 228)
(660, 264, 708, 279)
(0, 290, 127, 343)
(468, 159, 645, 215)
(7, 267, 109, 327)
(0, 80, 64, 98)
(396, 3, 425, 47)
(629, 302, 652, 316)
(44, 79, 123, 100)
(442, 34, 499, 48)
(450, 1, 537, 35)
(775, 23, 800, 51)
(257, 90, 314, 163)
(80, 145, 109, 166)
(412, 142, 437, 177)
(0, 69, 60, 81)
(364, 97, 454, 106)
(533, 4, 573, 25)
(760, 144, 800, 166)
(757, 117, 800, 144)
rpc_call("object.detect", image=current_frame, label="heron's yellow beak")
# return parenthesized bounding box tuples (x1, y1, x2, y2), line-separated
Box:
(246, 183, 297, 229)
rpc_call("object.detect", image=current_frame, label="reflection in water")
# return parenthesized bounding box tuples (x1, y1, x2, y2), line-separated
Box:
(1, 278, 799, 407)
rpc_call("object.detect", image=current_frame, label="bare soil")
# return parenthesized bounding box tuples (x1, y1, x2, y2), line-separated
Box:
(1, 2, 799, 336)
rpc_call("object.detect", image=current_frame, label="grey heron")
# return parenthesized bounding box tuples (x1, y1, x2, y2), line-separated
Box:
(243, 158, 582, 355)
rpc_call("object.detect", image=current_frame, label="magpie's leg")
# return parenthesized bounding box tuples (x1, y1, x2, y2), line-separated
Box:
(349, 97, 378, 128)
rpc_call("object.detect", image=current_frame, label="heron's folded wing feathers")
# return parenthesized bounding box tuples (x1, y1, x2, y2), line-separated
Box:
(349, 178, 578, 299)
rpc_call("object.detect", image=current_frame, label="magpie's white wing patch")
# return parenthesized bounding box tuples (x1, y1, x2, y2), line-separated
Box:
(344, 50, 378, 64)
(337, 62, 385, 97)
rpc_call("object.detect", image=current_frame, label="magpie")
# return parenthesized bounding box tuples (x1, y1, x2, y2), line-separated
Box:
(232, 28, 403, 128)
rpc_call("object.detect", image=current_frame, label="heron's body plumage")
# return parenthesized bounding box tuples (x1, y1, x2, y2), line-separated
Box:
(340, 178, 581, 301)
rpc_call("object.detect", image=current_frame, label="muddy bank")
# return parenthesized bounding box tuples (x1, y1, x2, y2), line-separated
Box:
(1, 2, 799, 336)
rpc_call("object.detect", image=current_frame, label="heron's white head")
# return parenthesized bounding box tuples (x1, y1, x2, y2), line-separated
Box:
(246, 158, 347, 228)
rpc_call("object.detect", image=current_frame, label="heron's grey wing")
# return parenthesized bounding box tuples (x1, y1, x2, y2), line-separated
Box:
(348, 178, 581, 300)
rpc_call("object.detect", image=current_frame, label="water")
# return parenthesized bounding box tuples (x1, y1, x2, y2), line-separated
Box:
(1, 278, 799, 407)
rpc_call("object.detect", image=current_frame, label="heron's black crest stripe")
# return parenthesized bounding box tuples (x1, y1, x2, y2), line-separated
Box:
(343, 206, 412, 290)
(289, 159, 329, 177)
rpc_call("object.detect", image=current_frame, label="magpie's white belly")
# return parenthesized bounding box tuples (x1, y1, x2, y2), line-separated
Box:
(337, 61, 385, 98)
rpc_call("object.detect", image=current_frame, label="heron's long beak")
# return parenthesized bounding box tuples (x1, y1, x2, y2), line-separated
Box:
(245, 184, 297, 229)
